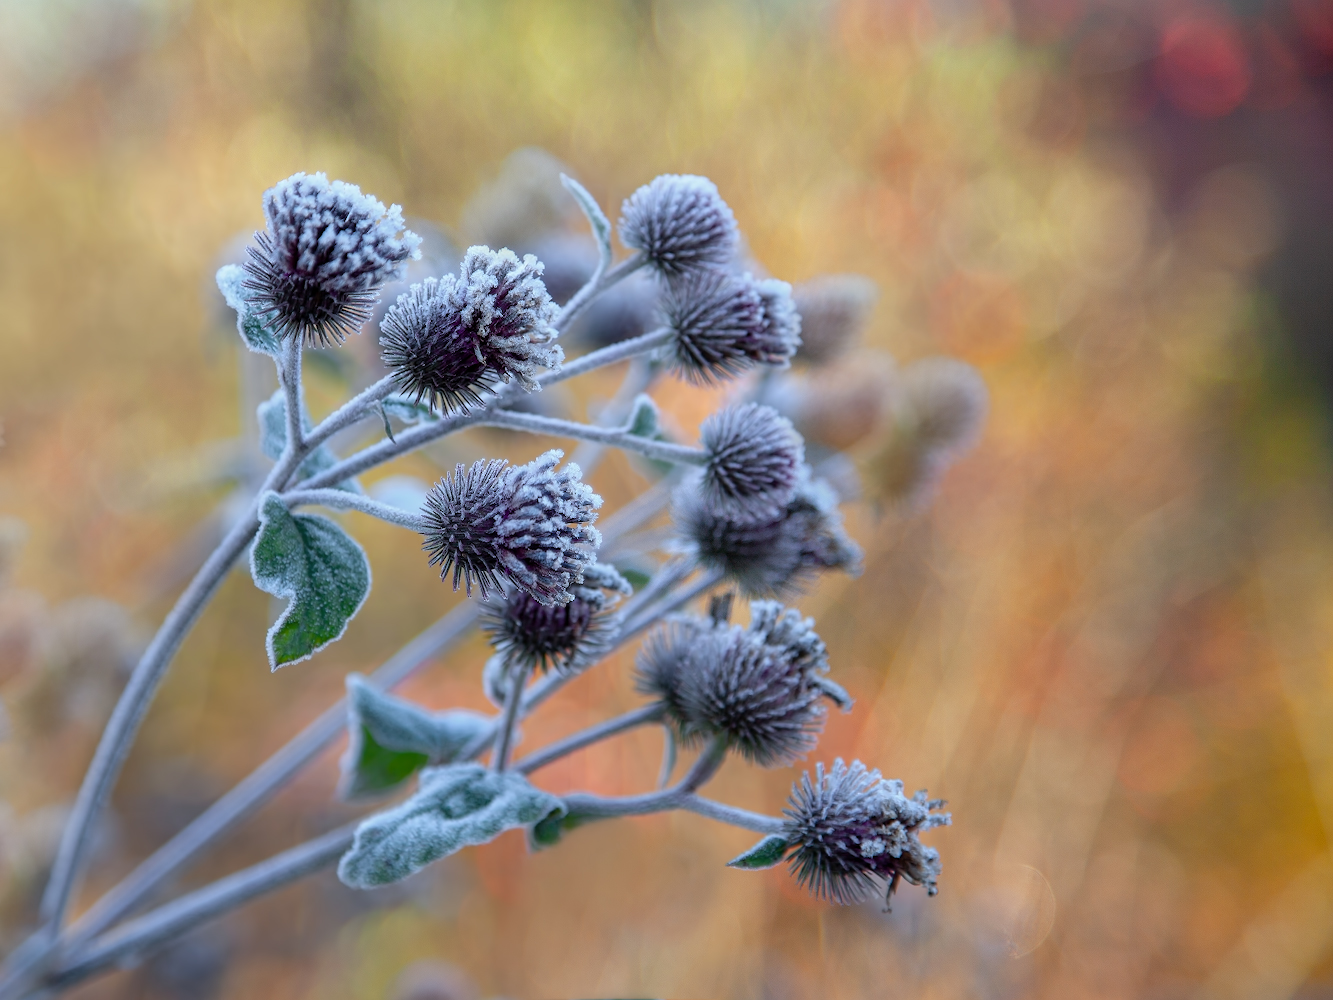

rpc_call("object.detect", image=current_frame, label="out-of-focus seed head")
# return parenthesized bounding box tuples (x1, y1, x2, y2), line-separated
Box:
(784, 758, 950, 905)
(637, 601, 846, 767)
(675, 476, 862, 597)
(482, 562, 631, 675)
(420, 450, 601, 605)
(460, 147, 572, 250)
(769, 353, 895, 453)
(243, 172, 421, 347)
(792, 275, 878, 366)
(618, 174, 739, 277)
(699, 404, 806, 517)
(659, 272, 800, 385)
(379, 247, 561, 414)
(861, 357, 987, 512)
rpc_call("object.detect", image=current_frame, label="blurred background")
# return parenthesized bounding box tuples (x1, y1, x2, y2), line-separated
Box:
(3, 0, 1333, 997)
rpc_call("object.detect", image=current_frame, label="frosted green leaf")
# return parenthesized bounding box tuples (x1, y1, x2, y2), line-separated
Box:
(249, 492, 371, 670)
(380, 394, 441, 424)
(216, 264, 280, 356)
(257, 390, 360, 493)
(625, 394, 660, 439)
(526, 805, 586, 851)
(340, 675, 491, 798)
(560, 173, 612, 270)
(338, 763, 564, 888)
(726, 834, 791, 870)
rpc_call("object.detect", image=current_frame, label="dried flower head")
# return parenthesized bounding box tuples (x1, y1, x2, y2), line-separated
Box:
(482, 562, 631, 674)
(675, 476, 862, 597)
(379, 247, 562, 414)
(784, 758, 950, 905)
(420, 450, 601, 605)
(244, 172, 421, 347)
(792, 275, 878, 365)
(637, 601, 846, 766)
(699, 404, 806, 517)
(618, 174, 739, 277)
(660, 272, 800, 384)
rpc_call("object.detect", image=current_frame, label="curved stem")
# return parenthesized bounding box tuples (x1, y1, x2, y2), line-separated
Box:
(619, 568, 725, 641)
(281, 338, 304, 454)
(282, 488, 427, 532)
(555, 252, 648, 333)
(541, 326, 673, 388)
(491, 662, 531, 771)
(515, 704, 664, 776)
(477, 410, 706, 467)
(298, 374, 397, 458)
(676, 796, 787, 835)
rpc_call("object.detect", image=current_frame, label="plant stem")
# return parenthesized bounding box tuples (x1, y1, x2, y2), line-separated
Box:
(46, 824, 359, 995)
(478, 409, 707, 467)
(555, 252, 648, 333)
(60, 601, 480, 951)
(297, 374, 397, 458)
(540, 326, 673, 388)
(282, 489, 428, 532)
(619, 568, 725, 641)
(569, 357, 658, 474)
(515, 704, 664, 775)
(491, 662, 531, 771)
(281, 337, 304, 453)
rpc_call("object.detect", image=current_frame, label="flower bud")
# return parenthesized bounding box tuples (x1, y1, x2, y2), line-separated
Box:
(243, 172, 420, 347)
(699, 404, 805, 517)
(792, 275, 877, 365)
(618, 174, 739, 277)
(660, 272, 800, 385)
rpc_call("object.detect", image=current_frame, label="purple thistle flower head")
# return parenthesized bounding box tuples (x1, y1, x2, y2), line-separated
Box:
(637, 601, 846, 767)
(482, 562, 631, 675)
(660, 272, 801, 385)
(699, 403, 805, 517)
(618, 174, 739, 277)
(243, 172, 421, 347)
(675, 475, 862, 597)
(420, 450, 601, 605)
(792, 275, 878, 366)
(379, 247, 562, 414)
(784, 758, 950, 906)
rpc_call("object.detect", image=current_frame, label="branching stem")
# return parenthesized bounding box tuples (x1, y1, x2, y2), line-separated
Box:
(478, 409, 706, 467)
(515, 704, 664, 775)
(283, 488, 428, 532)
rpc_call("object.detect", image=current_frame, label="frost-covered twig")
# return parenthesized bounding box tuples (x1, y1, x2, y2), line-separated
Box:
(284, 488, 428, 532)
(515, 704, 665, 775)
(477, 409, 707, 467)
(554, 252, 648, 332)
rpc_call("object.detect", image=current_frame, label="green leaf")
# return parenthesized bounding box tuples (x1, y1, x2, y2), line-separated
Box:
(624, 394, 660, 439)
(216, 264, 280, 356)
(338, 763, 564, 888)
(340, 675, 492, 798)
(526, 805, 587, 851)
(726, 834, 791, 870)
(560, 174, 612, 270)
(257, 390, 361, 493)
(381, 394, 441, 424)
(249, 492, 372, 670)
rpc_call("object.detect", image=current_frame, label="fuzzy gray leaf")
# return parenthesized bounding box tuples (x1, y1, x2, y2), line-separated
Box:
(340, 675, 491, 798)
(338, 763, 564, 888)
(625, 393, 660, 439)
(726, 834, 791, 870)
(249, 493, 371, 670)
(560, 174, 612, 270)
(216, 264, 280, 356)
(257, 390, 361, 493)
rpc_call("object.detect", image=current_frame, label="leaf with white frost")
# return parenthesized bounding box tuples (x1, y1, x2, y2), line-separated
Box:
(256, 390, 360, 493)
(726, 834, 791, 870)
(249, 493, 371, 669)
(338, 763, 564, 888)
(217, 264, 280, 356)
(560, 174, 611, 271)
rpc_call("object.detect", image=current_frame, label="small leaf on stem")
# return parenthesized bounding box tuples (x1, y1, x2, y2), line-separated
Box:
(257, 390, 360, 492)
(560, 174, 612, 270)
(217, 264, 281, 356)
(726, 834, 792, 870)
(250, 493, 372, 669)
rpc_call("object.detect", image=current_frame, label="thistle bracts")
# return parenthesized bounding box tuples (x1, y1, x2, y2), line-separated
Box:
(243, 172, 420, 347)
(699, 404, 806, 517)
(618, 174, 739, 277)
(659, 271, 801, 385)
(379, 247, 562, 414)
(420, 450, 601, 605)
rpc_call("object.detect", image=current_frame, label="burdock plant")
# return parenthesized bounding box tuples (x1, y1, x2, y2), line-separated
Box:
(0, 166, 982, 998)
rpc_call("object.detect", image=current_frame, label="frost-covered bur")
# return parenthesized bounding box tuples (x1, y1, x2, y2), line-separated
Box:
(637, 601, 850, 766)
(482, 562, 631, 675)
(244, 172, 421, 346)
(379, 247, 561, 414)
(659, 271, 801, 384)
(619, 174, 739, 277)
(675, 476, 861, 597)
(792, 275, 878, 366)
(699, 403, 806, 517)
(420, 450, 601, 605)
(863, 357, 988, 510)
(785, 759, 950, 906)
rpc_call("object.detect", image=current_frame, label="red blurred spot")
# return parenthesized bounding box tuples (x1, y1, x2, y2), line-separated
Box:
(1156, 13, 1252, 118)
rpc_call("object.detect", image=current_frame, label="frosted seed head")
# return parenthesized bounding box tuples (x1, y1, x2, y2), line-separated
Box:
(420, 450, 602, 605)
(699, 404, 805, 517)
(482, 562, 631, 675)
(791, 275, 878, 366)
(618, 174, 739, 277)
(243, 172, 420, 347)
(675, 476, 861, 597)
(660, 272, 800, 385)
(898, 357, 988, 452)
(784, 758, 950, 905)
(379, 247, 561, 414)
